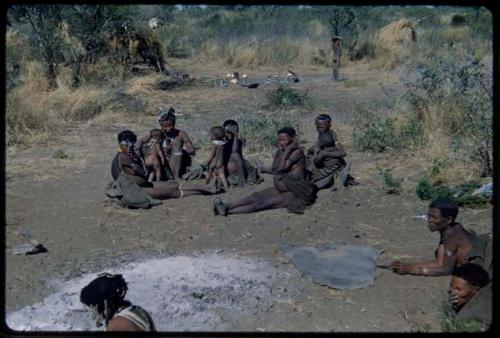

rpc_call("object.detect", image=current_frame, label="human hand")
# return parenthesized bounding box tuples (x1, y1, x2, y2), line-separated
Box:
(391, 261, 409, 275)
(448, 292, 460, 310)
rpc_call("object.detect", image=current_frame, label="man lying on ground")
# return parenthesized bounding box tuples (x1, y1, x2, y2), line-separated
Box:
(448, 263, 491, 326)
(391, 197, 489, 276)
(80, 273, 156, 332)
(112, 130, 217, 200)
(213, 127, 317, 215)
(307, 114, 357, 189)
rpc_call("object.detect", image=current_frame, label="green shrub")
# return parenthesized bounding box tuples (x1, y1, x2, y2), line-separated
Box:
(352, 106, 425, 153)
(232, 110, 301, 154)
(266, 84, 310, 110)
(415, 177, 488, 208)
(53, 148, 69, 159)
(379, 168, 401, 189)
(441, 302, 488, 332)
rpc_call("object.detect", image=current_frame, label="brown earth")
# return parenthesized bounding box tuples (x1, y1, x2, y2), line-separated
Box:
(5, 62, 492, 332)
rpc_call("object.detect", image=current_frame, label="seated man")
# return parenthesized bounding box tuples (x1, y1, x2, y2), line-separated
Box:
(391, 197, 488, 276)
(448, 263, 491, 325)
(213, 127, 317, 216)
(136, 106, 196, 182)
(308, 114, 356, 189)
(80, 273, 156, 331)
(111, 130, 217, 200)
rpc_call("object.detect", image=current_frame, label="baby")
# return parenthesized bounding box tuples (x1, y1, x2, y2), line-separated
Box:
(142, 129, 165, 182)
(204, 126, 229, 189)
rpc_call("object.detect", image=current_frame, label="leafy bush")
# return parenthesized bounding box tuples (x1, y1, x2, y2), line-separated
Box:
(231, 109, 301, 154)
(352, 106, 423, 153)
(415, 177, 488, 208)
(266, 84, 311, 110)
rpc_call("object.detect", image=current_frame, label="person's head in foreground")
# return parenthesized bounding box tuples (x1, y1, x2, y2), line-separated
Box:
(117, 130, 137, 155)
(277, 127, 296, 149)
(315, 114, 332, 133)
(80, 273, 155, 331)
(428, 196, 459, 232)
(448, 263, 490, 312)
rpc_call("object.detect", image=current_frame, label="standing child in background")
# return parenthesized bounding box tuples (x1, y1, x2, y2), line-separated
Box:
(204, 126, 229, 190)
(142, 129, 165, 182)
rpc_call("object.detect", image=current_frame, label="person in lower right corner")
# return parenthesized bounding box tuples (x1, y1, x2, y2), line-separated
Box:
(390, 197, 490, 276)
(80, 273, 156, 332)
(448, 263, 491, 325)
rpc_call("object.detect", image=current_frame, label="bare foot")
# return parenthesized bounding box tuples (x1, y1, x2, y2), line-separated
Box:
(213, 198, 228, 216)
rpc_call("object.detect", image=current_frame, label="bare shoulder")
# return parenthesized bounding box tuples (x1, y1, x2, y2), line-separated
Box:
(107, 316, 141, 331)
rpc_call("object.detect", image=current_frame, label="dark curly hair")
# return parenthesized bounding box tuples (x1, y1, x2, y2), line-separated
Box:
(452, 263, 490, 288)
(429, 196, 459, 221)
(80, 273, 129, 321)
(117, 130, 137, 144)
(277, 127, 296, 137)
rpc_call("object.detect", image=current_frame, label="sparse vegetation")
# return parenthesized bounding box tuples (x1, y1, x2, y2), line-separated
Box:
(266, 84, 311, 110)
(232, 106, 302, 154)
(441, 302, 489, 332)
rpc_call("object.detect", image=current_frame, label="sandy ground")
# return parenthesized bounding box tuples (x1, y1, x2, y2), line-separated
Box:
(5, 63, 492, 332)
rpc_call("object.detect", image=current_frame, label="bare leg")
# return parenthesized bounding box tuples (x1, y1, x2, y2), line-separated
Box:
(228, 189, 293, 214)
(169, 154, 182, 182)
(217, 168, 229, 189)
(229, 153, 247, 186)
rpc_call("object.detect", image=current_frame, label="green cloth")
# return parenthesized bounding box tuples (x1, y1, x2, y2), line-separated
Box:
(308, 155, 346, 189)
(457, 283, 492, 325)
(106, 172, 162, 209)
(468, 233, 492, 277)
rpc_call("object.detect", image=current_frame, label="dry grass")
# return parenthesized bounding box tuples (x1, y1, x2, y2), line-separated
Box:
(6, 62, 113, 146)
(373, 19, 417, 70)
(198, 36, 332, 69)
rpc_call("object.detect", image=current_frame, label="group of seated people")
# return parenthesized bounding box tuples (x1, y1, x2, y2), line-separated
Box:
(110, 106, 356, 215)
(100, 107, 492, 331)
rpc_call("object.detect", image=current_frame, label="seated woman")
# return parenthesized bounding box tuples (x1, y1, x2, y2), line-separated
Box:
(222, 119, 262, 187)
(135, 106, 196, 182)
(112, 130, 217, 200)
(213, 127, 317, 215)
(80, 273, 155, 331)
(308, 114, 357, 188)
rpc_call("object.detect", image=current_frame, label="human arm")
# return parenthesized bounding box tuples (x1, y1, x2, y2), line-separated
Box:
(134, 134, 151, 158)
(118, 153, 146, 178)
(276, 145, 302, 173)
(316, 143, 347, 160)
(157, 146, 165, 166)
(204, 146, 216, 168)
(391, 243, 458, 276)
(179, 130, 195, 155)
